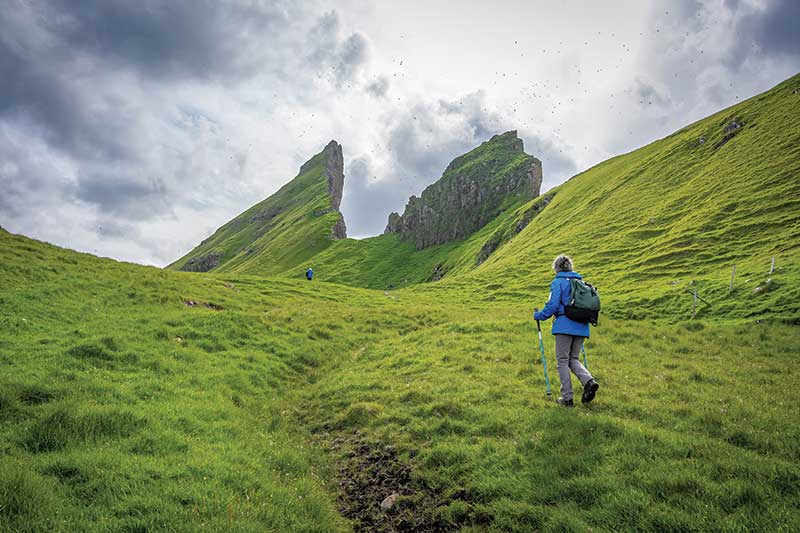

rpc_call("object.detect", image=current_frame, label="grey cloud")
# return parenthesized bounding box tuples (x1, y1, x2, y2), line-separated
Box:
(0, 35, 132, 161)
(307, 11, 369, 85)
(72, 174, 171, 218)
(95, 219, 140, 240)
(365, 76, 390, 97)
(738, 0, 800, 57)
(45, 0, 289, 81)
(0, 129, 66, 219)
(0, 0, 366, 237)
(337, 34, 369, 81)
(0, 0, 295, 158)
(634, 79, 672, 108)
(591, 0, 799, 159)
(341, 157, 409, 236)
(724, 0, 741, 12)
(388, 93, 502, 181)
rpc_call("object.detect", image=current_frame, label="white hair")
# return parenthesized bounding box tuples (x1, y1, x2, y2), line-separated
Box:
(552, 254, 573, 272)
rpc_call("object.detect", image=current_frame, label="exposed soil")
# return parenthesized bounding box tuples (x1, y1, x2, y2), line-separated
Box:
(325, 432, 449, 532)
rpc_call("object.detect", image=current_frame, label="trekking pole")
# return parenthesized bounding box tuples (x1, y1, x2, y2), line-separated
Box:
(534, 308, 552, 396)
(581, 343, 588, 370)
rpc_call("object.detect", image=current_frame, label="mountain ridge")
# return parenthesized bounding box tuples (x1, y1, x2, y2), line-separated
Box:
(169, 139, 347, 275)
(384, 130, 542, 249)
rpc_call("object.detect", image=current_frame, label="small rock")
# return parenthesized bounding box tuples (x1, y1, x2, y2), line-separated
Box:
(697, 136, 706, 145)
(724, 118, 743, 134)
(380, 493, 400, 510)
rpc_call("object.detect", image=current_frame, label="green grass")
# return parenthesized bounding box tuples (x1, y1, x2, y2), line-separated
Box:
(169, 142, 344, 276)
(2, 74, 800, 531)
(2, 227, 799, 531)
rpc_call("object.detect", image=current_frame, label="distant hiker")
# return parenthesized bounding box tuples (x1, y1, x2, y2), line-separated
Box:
(306, 267, 313, 281)
(533, 254, 599, 407)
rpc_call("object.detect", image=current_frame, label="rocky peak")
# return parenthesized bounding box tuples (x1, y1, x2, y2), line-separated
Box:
(323, 140, 347, 239)
(384, 131, 542, 249)
(324, 140, 345, 211)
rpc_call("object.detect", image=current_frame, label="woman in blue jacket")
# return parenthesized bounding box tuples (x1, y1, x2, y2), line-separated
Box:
(533, 254, 599, 407)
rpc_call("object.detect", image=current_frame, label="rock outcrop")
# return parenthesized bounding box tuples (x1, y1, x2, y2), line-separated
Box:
(323, 140, 346, 240)
(180, 252, 222, 272)
(292, 140, 346, 239)
(331, 214, 347, 240)
(324, 141, 345, 212)
(384, 131, 542, 249)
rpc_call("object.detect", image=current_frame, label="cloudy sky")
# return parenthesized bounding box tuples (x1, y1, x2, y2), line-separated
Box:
(1, 0, 798, 266)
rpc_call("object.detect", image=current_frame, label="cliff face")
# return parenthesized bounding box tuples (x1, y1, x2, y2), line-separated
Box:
(170, 140, 347, 274)
(384, 131, 542, 249)
(324, 141, 347, 240)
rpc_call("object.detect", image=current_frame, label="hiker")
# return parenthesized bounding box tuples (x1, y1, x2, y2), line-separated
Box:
(533, 254, 599, 407)
(306, 267, 313, 281)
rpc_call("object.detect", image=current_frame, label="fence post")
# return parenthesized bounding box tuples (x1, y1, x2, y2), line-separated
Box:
(770, 256, 775, 274)
(729, 264, 736, 293)
(691, 287, 698, 319)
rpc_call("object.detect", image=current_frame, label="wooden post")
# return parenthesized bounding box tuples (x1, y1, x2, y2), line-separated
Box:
(770, 256, 775, 274)
(691, 288, 698, 319)
(729, 264, 736, 292)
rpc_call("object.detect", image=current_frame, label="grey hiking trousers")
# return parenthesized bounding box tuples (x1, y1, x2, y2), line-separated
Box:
(555, 334, 593, 401)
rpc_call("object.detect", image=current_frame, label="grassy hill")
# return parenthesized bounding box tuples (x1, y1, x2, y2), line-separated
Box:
(176, 76, 800, 325)
(169, 141, 346, 277)
(456, 73, 800, 321)
(2, 74, 800, 531)
(2, 226, 799, 531)
(321, 73, 800, 322)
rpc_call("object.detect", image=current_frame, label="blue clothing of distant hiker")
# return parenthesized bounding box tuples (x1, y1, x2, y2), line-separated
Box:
(534, 254, 598, 407)
(306, 268, 313, 281)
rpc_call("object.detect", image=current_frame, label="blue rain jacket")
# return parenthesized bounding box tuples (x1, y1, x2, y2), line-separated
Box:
(533, 271, 590, 338)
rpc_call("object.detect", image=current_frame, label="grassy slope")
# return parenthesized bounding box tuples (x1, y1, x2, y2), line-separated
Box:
(307, 133, 542, 289)
(1, 228, 356, 531)
(471, 72, 800, 319)
(2, 227, 799, 531)
(295, 76, 800, 323)
(169, 145, 341, 277)
(3, 76, 800, 531)
(419, 73, 800, 321)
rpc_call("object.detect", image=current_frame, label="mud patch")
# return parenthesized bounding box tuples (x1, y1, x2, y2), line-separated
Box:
(326, 432, 449, 532)
(183, 299, 223, 311)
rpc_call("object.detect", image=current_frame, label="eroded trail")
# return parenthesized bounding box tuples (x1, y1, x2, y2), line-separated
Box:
(283, 287, 800, 532)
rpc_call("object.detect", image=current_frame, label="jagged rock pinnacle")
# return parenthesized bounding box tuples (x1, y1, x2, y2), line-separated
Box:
(384, 131, 541, 249)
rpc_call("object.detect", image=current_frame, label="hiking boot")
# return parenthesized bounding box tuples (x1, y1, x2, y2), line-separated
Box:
(582, 379, 599, 404)
(557, 397, 574, 407)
